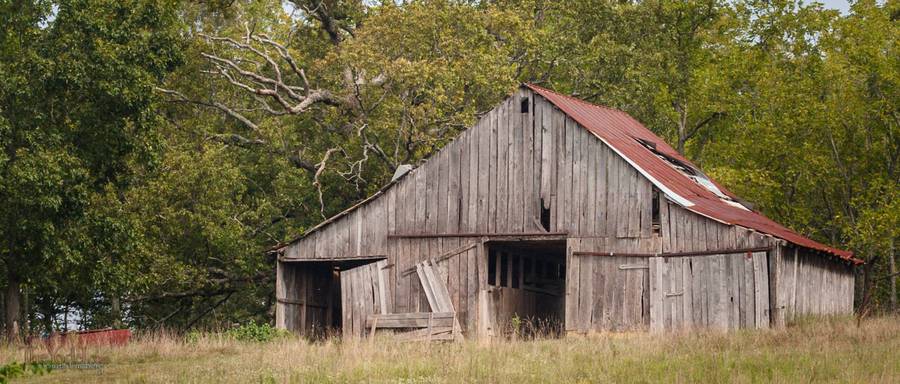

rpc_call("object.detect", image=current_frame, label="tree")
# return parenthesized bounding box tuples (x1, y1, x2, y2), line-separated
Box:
(0, 0, 182, 339)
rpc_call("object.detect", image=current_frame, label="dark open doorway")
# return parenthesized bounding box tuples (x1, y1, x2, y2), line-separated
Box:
(485, 240, 566, 337)
(279, 257, 385, 338)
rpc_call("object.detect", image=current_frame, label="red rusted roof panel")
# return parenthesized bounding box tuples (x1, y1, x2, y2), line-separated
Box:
(525, 83, 858, 263)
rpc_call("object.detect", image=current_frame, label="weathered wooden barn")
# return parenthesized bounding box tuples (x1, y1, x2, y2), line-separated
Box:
(273, 84, 860, 339)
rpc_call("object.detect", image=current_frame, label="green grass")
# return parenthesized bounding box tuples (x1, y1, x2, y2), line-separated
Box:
(3, 315, 898, 383)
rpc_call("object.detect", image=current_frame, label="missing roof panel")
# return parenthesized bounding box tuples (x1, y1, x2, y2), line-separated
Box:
(634, 137, 750, 211)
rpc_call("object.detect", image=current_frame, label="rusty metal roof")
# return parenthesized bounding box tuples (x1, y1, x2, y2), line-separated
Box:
(525, 83, 859, 264)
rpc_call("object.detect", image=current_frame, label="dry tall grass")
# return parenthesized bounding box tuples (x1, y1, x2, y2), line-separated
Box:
(3, 315, 898, 383)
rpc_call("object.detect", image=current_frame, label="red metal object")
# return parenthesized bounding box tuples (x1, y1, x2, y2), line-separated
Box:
(525, 83, 860, 264)
(69, 328, 131, 346)
(50, 328, 132, 347)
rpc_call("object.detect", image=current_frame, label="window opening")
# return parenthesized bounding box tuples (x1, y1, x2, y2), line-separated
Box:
(540, 198, 551, 232)
(652, 188, 661, 235)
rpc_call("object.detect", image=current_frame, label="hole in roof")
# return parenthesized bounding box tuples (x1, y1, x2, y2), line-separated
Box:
(634, 138, 750, 211)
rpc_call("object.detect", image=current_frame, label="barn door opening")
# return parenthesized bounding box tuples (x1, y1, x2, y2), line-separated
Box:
(483, 240, 566, 338)
(278, 257, 389, 339)
(276, 261, 342, 338)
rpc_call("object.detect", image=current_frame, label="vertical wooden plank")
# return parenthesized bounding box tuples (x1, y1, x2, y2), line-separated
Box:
(522, 89, 535, 231)
(686, 256, 700, 327)
(539, 97, 553, 220)
(459, 130, 471, 234)
(511, 96, 525, 232)
(530, 92, 543, 232)
(585, 136, 597, 236)
(568, 126, 579, 235)
(626, 169, 640, 238)
(613, 254, 628, 330)
(341, 268, 351, 337)
(742, 250, 755, 328)
(753, 251, 765, 328)
(437, 148, 449, 240)
(639, 178, 652, 238)
(496, 96, 509, 233)
(449, 141, 464, 326)
(590, 252, 604, 330)
(578, 239, 594, 332)
(649, 257, 663, 332)
(768, 242, 781, 326)
(469, 242, 481, 335)
(713, 254, 730, 330)
(627, 261, 646, 329)
(353, 267, 366, 338)
(579, 129, 590, 235)
(553, 111, 566, 231)
(602, 245, 616, 329)
(424, 158, 440, 310)
(275, 262, 287, 329)
(605, 149, 619, 237)
(682, 257, 694, 329)
(414, 165, 428, 311)
(551, 104, 563, 231)
(576, 128, 588, 235)
(564, 238, 578, 332)
(660, 257, 670, 329)
(394, 183, 408, 314)
(660, 202, 672, 253)
(615, 160, 630, 238)
(468, 119, 480, 235)
(596, 145, 608, 237)
(723, 253, 735, 330)
(488, 102, 500, 232)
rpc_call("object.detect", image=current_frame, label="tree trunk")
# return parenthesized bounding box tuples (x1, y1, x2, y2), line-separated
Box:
(111, 296, 123, 329)
(890, 238, 896, 314)
(677, 107, 688, 154)
(5, 272, 21, 342)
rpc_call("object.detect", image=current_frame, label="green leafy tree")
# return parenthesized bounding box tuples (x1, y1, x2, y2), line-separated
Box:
(0, 0, 182, 339)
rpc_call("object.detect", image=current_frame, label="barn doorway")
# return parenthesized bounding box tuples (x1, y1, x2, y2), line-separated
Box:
(484, 240, 566, 337)
(279, 257, 386, 338)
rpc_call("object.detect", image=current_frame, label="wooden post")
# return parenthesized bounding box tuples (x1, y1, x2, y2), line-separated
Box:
(426, 313, 434, 343)
(368, 316, 378, 343)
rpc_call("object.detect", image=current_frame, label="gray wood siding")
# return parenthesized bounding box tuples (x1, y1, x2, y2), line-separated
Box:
(276, 89, 855, 336)
(282, 89, 656, 262)
(774, 246, 855, 321)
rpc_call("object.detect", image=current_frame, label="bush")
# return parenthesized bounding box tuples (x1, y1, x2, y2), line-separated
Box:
(224, 321, 290, 343)
(0, 361, 52, 383)
(184, 330, 202, 344)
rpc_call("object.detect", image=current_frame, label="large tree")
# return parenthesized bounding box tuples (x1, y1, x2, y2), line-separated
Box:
(0, 0, 182, 339)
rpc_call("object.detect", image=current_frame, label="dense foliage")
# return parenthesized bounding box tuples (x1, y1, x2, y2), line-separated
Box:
(0, 0, 896, 336)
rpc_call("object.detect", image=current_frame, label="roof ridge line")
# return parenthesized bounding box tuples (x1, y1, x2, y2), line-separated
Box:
(523, 83, 628, 115)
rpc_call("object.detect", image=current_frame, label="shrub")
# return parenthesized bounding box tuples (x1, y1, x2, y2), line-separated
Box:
(0, 361, 52, 383)
(224, 321, 290, 343)
(184, 330, 202, 344)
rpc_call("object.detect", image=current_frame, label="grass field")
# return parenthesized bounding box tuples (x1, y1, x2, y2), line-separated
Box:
(2, 316, 898, 383)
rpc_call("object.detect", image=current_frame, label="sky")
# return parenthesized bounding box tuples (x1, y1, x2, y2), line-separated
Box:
(818, 0, 852, 13)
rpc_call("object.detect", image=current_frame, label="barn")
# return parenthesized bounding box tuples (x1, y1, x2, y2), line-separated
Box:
(272, 84, 861, 340)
